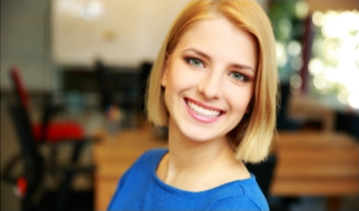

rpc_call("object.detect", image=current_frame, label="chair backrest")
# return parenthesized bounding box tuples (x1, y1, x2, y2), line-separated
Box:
(10, 66, 30, 110)
(95, 60, 115, 111)
(245, 153, 277, 198)
(8, 104, 44, 186)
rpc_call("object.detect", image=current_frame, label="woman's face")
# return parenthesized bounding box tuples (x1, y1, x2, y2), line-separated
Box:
(161, 15, 257, 143)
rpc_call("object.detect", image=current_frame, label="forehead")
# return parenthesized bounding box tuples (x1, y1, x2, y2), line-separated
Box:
(173, 15, 258, 69)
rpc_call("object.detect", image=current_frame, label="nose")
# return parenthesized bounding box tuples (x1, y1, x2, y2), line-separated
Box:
(197, 70, 223, 99)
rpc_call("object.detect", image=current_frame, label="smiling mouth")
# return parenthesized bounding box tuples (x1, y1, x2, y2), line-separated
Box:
(185, 99, 224, 118)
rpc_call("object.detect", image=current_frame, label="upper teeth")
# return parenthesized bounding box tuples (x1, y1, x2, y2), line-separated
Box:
(187, 101, 221, 118)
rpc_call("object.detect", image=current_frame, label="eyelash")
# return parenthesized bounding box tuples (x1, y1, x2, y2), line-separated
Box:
(229, 72, 249, 82)
(184, 56, 250, 82)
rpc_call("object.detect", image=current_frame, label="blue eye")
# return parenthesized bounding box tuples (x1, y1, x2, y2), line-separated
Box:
(186, 58, 205, 68)
(229, 72, 246, 81)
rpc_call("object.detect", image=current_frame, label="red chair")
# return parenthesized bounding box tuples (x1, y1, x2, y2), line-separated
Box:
(2, 66, 96, 210)
(4, 103, 95, 211)
(9, 65, 88, 163)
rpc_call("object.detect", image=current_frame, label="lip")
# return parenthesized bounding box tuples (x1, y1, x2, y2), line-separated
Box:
(184, 97, 225, 123)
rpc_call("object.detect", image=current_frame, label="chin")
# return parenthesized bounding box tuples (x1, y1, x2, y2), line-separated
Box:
(179, 125, 227, 143)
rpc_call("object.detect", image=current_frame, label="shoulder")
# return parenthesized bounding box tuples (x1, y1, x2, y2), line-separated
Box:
(209, 196, 269, 211)
(135, 148, 168, 165)
(209, 175, 269, 210)
(123, 148, 168, 174)
(108, 148, 168, 210)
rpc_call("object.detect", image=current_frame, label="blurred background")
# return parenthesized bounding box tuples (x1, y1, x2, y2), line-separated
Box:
(1, 0, 358, 210)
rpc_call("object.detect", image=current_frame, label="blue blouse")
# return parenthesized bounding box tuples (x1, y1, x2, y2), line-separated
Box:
(108, 148, 269, 210)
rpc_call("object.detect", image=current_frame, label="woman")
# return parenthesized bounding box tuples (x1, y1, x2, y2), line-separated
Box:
(109, 0, 277, 210)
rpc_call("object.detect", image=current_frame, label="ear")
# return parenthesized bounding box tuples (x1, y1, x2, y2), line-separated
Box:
(161, 70, 168, 87)
(161, 54, 170, 87)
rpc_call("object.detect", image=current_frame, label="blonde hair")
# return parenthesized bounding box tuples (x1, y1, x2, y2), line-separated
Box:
(146, 0, 278, 163)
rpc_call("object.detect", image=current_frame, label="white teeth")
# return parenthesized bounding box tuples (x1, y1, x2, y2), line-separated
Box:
(187, 101, 221, 118)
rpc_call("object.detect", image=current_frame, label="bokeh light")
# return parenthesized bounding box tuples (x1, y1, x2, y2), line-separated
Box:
(310, 10, 359, 109)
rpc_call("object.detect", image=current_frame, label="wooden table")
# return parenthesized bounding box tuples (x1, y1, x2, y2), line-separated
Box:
(270, 132, 359, 210)
(288, 94, 336, 132)
(93, 125, 168, 210)
(93, 127, 359, 211)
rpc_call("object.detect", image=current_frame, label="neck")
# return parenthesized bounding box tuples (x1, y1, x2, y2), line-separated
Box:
(156, 120, 249, 191)
(167, 126, 234, 172)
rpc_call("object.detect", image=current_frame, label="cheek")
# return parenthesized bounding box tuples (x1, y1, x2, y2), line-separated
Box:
(227, 86, 253, 113)
(166, 63, 199, 91)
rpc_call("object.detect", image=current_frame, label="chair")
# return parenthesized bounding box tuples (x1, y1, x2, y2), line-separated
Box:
(9, 66, 87, 165)
(245, 154, 277, 198)
(276, 83, 301, 131)
(95, 60, 115, 112)
(4, 103, 95, 211)
(2, 66, 96, 210)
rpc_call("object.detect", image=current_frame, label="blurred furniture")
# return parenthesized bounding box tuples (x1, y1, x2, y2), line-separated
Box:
(288, 94, 336, 132)
(9, 66, 87, 165)
(92, 125, 167, 210)
(245, 154, 277, 199)
(3, 66, 94, 210)
(3, 66, 97, 210)
(95, 61, 116, 112)
(336, 111, 359, 141)
(4, 103, 95, 211)
(95, 62, 143, 128)
(276, 83, 301, 131)
(93, 128, 359, 211)
(271, 132, 359, 211)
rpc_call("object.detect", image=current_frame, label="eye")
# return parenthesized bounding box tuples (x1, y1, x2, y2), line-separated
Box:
(229, 72, 248, 82)
(185, 57, 205, 68)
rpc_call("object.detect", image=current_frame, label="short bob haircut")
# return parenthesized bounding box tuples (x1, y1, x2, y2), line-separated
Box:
(146, 0, 278, 163)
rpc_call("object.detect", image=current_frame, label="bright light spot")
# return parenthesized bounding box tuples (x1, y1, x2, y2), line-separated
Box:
(291, 56, 303, 71)
(276, 42, 287, 68)
(308, 58, 324, 75)
(321, 11, 339, 38)
(323, 39, 338, 61)
(310, 10, 359, 108)
(313, 77, 327, 90)
(338, 91, 348, 104)
(324, 67, 340, 83)
(82, 0, 103, 20)
(312, 11, 324, 26)
(337, 36, 357, 66)
(348, 94, 359, 109)
(321, 10, 358, 39)
(287, 41, 302, 56)
(295, 1, 309, 19)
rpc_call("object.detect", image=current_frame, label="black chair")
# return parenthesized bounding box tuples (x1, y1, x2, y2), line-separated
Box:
(9, 66, 90, 167)
(245, 154, 277, 198)
(95, 60, 116, 112)
(3, 103, 95, 211)
(276, 83, 301, 131)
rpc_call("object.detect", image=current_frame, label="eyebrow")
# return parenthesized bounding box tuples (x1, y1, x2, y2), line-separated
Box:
(182, 48, 256, 73)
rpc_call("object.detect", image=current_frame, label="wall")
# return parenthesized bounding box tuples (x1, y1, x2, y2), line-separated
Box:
(1, 0, 55, 92)
(1, 0, 268, 92)
(51, 0, 190, 67)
